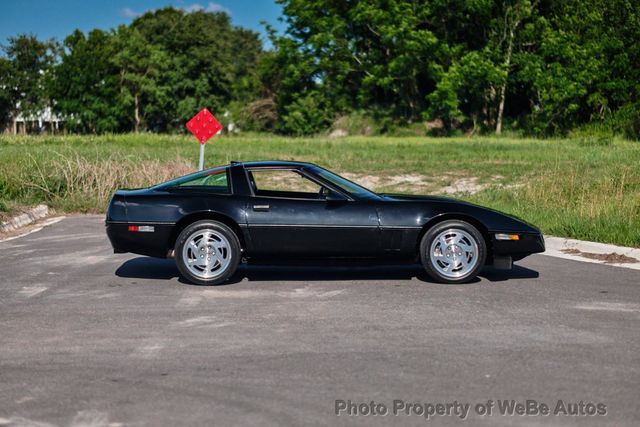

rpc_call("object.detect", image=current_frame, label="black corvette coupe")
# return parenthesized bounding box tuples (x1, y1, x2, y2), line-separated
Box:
(106, 161, 544, 285)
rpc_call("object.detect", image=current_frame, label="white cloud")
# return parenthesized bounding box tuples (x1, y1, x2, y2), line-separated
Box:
(183, 3, 204, 12)
(120, 2, 229, 19)
(204, 2, 229, 13)
(120, 7, 140, 18)
(182, 2, 230, 14)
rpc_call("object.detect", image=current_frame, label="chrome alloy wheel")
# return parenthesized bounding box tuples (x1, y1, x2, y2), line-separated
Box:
(182, 229, 232, 280)
(429, 228, 480, 279)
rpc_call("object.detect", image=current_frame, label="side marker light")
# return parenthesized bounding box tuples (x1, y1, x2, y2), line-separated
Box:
(128, 225, 154, 232)
(495, 233, 520, 241)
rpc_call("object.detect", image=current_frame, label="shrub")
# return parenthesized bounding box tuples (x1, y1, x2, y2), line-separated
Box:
(612, 102, 640, 141)
(570, 102, 640, 142)
(278, 91, 332, 136)
(330, 111, 378, 136)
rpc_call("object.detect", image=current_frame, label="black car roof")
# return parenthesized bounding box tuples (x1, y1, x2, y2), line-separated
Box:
(231, 160, 318, 168)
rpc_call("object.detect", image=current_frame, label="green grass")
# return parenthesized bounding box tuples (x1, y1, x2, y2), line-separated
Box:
(1, 133, 639, 247)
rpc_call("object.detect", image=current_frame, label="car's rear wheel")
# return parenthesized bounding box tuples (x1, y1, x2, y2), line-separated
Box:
(420, 220, 486, 284)
(175, 220, 240, 285)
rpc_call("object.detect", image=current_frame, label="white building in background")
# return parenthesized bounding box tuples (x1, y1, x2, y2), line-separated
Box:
(4, 105, 64, 134)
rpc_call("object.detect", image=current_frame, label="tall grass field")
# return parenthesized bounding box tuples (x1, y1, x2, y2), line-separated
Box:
(1, 134, 638, 247)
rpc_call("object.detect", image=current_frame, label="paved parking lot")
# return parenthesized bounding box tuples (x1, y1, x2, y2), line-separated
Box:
(1, 215, 639, 426)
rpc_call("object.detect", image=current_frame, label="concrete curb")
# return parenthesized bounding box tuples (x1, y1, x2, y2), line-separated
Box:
(0, 216, 66, 243)
(0, 205, 49, 233)
(543, 235, 640, 271)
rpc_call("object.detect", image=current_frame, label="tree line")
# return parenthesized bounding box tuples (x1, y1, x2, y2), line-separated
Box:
(0, 1, 638, 138)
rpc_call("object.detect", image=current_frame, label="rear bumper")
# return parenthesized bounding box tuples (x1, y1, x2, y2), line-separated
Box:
(491, 232, 545, 261)
(106, 221, 174, 258)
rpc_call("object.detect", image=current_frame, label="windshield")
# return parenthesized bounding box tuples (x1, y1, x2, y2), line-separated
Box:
(309, 166, 381, 200)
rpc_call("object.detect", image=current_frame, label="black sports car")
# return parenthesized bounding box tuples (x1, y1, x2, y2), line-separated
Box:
(106, 161, 544, 284)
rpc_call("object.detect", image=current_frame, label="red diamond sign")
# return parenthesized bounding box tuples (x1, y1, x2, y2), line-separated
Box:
(186, 108, 222, 144)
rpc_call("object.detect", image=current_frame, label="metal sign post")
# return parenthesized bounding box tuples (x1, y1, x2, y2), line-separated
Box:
(198, 143, 205, 171)
(185, 108, 223, 171)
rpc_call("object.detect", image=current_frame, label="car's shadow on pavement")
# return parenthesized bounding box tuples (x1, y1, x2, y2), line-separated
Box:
(115, 257, 539, 286)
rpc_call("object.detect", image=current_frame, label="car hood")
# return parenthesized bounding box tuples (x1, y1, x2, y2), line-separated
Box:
(114, 188, 154, 197)
(379, 193, 541, 233)
(380, 194, 484, 209)
(380, 193, 473, 204)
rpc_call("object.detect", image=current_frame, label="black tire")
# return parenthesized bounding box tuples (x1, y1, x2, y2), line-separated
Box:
(420, 220, 486, 284)
(175, 220, 241, 285)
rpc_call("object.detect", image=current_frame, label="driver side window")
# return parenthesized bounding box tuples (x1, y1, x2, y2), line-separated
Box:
(249, 169, 324, 199)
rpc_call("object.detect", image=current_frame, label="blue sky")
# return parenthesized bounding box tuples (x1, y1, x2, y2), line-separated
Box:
(0, 0, 286, 48)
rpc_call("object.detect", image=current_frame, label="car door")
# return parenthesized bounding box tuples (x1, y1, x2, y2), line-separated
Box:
(244, 167, 381, 256)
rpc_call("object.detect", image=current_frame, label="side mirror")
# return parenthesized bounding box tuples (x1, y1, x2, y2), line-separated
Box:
(325, 189, 347, 201)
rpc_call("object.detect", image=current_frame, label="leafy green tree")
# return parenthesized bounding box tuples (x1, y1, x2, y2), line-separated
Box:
(48, 7, 264, 133)
(427, 50, 504, 132)
(50, 29, 125, 133)
(425, 0, 539, 134)
(273, 0, 638, 137)
(3, 0, 636, 138)
(280, 90, 332, 135)
(112, 26, 170, 133)
(273, 0, 442, 128)
(515, 0, 640, 136)
(0, 57, 16, 130)
(492, 0, 538, 134)
(1, 35, 57, 130)
(130, 8, 263, 129)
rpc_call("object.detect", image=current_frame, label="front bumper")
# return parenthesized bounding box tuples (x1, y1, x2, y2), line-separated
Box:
(491, 232, 545, 261)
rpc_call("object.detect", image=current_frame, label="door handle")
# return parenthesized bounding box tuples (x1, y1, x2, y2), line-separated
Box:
(253, 204, 270, 211)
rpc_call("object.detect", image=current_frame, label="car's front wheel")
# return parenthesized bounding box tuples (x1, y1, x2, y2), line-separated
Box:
(175, 220, 241, 285)
(420, 220, 486, 284)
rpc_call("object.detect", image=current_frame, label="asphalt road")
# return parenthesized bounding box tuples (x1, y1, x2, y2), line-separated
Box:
(0, 215, 639, 427)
